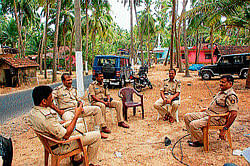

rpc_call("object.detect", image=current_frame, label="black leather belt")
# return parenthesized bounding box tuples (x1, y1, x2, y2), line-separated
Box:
(50, 144, 59, 150)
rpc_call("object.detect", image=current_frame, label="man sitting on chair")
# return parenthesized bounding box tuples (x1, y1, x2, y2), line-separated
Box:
(28, 86, 101, 166)
(52, 73, 108, 139)
(153, 69, 181, 123)
(89, 71, 129, 134)
(184, 75, 239, 147)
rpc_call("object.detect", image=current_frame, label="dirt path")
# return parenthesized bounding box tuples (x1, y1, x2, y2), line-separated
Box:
(1, 65, 249, 165)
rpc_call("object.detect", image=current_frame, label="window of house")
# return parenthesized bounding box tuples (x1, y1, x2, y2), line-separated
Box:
(205, 53, 212, 59)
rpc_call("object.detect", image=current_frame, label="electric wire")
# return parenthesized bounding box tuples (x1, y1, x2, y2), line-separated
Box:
(171, 134, 190, 166)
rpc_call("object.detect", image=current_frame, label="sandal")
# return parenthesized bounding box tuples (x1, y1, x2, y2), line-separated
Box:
(169, 116, 175, 123)
(163, 114, 169, 121)
(70, 155, 84, 166)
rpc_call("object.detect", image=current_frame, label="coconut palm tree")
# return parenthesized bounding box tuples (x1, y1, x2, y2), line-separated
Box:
(52, 0, 62, 82)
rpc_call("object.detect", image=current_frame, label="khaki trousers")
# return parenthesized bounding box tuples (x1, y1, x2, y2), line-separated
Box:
(184, 111, 226, 142)
(61, 106, 106, 130)
(53, 131, 101, 165)
(92, 100, 124, 126)
(153, 97, 179, 120)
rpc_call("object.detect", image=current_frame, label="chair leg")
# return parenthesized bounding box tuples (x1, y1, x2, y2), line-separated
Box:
(51, 155, 60, 166)
(133, 107, 136, 116)
(44, 149, 49, 166)
(176, 109, 179, 122)
(123, 106, 128, 121)
(203, 127, 209, 152)
(83, 147, 89, 166)
(226, 129, 233, 149)
(141, 105, 144, 119)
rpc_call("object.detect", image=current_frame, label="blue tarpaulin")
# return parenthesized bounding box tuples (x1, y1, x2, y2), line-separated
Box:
(189, 64, 204, 71)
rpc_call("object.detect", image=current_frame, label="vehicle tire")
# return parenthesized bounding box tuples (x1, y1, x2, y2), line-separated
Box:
(133, 81, 142, 92)
(239, 70, 248, 79)
(201, 71, 211, 80)
(148, 83, 153, 89)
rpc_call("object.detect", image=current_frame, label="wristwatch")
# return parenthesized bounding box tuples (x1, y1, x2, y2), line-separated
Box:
(223, 126, 228, 130)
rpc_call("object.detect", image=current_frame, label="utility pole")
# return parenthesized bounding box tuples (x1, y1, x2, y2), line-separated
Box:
(130, 0, 134, 67)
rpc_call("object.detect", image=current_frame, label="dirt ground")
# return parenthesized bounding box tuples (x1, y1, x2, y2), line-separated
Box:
(0, 65, 249, 166)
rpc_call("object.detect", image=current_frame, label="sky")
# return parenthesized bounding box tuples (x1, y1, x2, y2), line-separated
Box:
(108, 0, 191, 31)
(108, 0, 145, 30)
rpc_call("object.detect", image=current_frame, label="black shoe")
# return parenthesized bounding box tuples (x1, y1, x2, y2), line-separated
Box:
(188, 141, 204, 147)
(70, 155, 84, 166)
(187, 140, 192, 144)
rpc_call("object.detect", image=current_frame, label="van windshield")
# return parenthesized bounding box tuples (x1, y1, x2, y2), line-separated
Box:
(96, 58, 116, 66)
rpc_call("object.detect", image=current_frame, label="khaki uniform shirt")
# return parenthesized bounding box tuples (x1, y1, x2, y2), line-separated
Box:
(89, 81, 110, 101)
(28, 106, 67, 146)
(207, 87, 239, 114)
(160, 78, 181, 95)
(53, 85, 82, 110)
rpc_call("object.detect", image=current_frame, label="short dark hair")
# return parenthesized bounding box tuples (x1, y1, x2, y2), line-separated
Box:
(95, 70, 103, 78)
(32, 86, 52, 106)
(61, 73, 70, 82)
(169, 69, 176, 74)
(221, 75, 234, 84)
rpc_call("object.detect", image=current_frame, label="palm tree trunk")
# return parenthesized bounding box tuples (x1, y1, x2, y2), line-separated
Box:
(177, 21, 183, 72)
(235, 28, 240, 46)
(195, 30, 199, 64)
(134, 2, 143, 65)
(44, 1, 49, 79)
(52, 0, 62, 82)
(69, 26, 75, 75)
(40, 2, 49, 75)
(210, 26, 214, 65)
(197, 34, 203, 64)
(85, 0, 89, 75)
(164, 48, 170, 66)
(13, 0, 24, 57)
(170, 0, 176, 69)
(183, 0, 190, 77)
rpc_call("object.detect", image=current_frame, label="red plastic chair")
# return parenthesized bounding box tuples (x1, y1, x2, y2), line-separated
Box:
(118, 87, 144, 121)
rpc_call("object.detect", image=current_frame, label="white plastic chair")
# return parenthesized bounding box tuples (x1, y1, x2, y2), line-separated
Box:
(156, 95, 181, 122)
(86, 88, 115, 123)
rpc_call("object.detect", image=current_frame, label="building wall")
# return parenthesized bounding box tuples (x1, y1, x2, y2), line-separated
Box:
(0, 63, 11, 85)
(18, 67, 37, 85)
(181, 49, 217, 64)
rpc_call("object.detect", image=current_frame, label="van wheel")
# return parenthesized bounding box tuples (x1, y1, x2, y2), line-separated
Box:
(240, 70, 248, 79)
(201, 71, 211, 80)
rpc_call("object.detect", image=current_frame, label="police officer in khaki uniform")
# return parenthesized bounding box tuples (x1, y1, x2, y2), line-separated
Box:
(28, 86, 100, 166)
(153, 69, 181, 123)
(52, 73, 108, 139)
(89, 71, 129, 133)
(184, 75, 239, 147)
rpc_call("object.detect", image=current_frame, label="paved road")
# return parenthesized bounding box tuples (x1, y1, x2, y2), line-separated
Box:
(0, 75, 93, 124)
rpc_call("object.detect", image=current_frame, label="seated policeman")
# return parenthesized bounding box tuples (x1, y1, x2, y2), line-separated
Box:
(184, 75, 239, 147)
(153, 69, 181, 123)
(52, 73, 108, 139)
(89, 71, 129, 134)
(28, 86, 101, 166)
